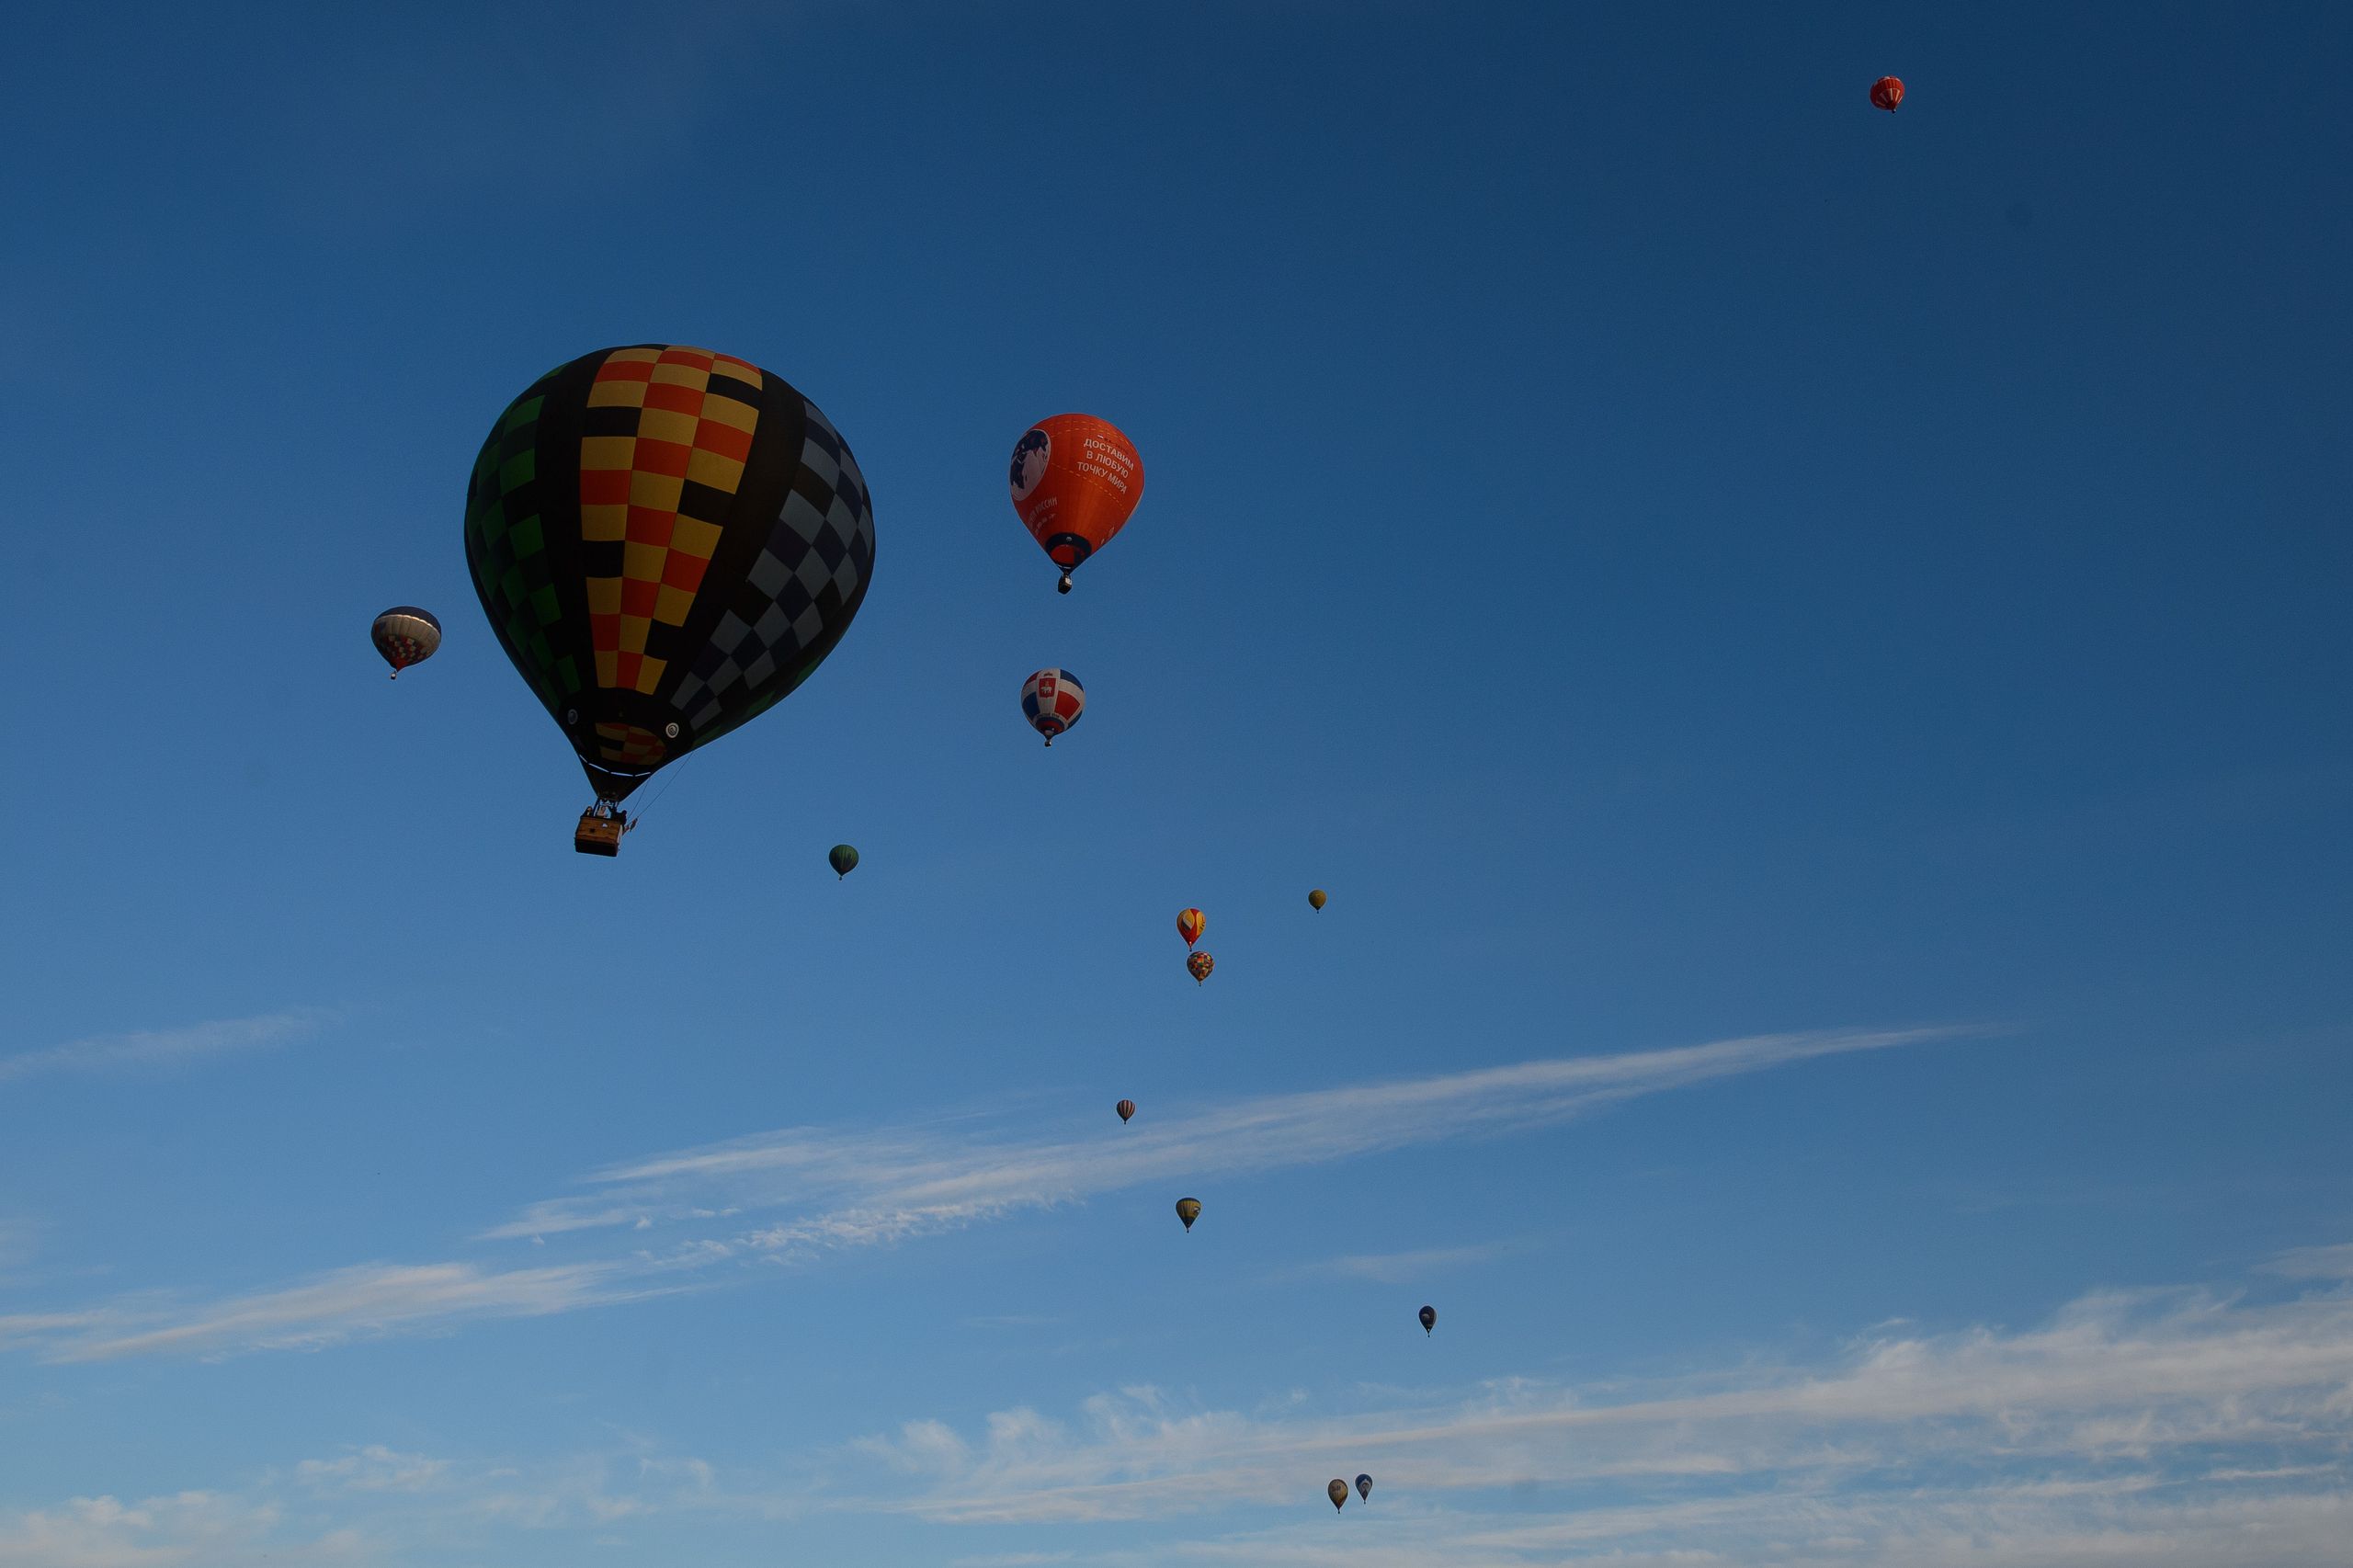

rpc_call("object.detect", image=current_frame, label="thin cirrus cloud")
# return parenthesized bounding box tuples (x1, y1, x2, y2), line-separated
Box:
(485, 1026, 1964, 1249)
(848, 1246, 2353, 1561)
(0, 1027, 1955, 1363)
(9, 1248, 2348, 1568)
(0, 1008, 328, 1087)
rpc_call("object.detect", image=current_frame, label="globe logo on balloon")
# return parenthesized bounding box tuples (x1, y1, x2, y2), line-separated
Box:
(1009, 427, 1051, 502)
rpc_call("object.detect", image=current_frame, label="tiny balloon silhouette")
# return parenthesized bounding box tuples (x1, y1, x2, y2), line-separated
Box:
(1308, 888, 1326, 911)
(828, 844, 858, 879)
(1327, 1479, 1349, 1511)
(1419, 1304, 1437, 1335)
(1116, 1098, 1135, 1122)
(1175, 1197, 1201, 1231)
(1355, 1473, 1372, 1502)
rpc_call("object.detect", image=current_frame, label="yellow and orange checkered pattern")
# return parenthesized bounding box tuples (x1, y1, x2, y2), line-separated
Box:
(577, 346, 764, 694)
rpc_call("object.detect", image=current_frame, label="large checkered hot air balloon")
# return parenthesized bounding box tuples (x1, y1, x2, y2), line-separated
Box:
(463, 346, 876, 855)
(1008, 415, 1142, 593)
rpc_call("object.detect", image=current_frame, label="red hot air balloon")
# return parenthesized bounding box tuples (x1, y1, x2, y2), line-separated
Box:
(1870, 75, 1904, 112)
(1009, 415, 1143, 593)
(1176, 908, 1205, 949)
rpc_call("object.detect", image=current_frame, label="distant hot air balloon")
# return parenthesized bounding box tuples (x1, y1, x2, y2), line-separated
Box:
(371, 607, 442, 678)
(1187, 950, 1214, 984)
(1021, 667, 1086, 746)
(1176, 1197, 1201, 1232)
(1116, 1098, 1135, 1123)
(828, 844, 859, 880)
(1008, 414, 1143, 593)
(1419, 1304, 1437, 1335)
(1355, 1474, 1372, 1502)
(1307, 889, 1327, 912)
(1327, 1479, 1348, 1512)
(463, 346, 875, 857)
(1870, 75, 1904, 112)
(1176, 908, 1205, 949)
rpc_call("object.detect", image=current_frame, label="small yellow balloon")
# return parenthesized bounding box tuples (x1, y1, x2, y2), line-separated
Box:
(1308, 889, 1327, 911)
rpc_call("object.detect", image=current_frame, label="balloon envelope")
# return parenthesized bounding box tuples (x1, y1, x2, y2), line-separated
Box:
(1327, 1479, 1348, 1511)
(1116, 1098, 1135, 1122)
(372, 607, 441, 676)
(1009, 414, 1142, 588)
(1419, 1304, 1437, 1334)
(463, 345, 876, 802)
(1175, 1197, 1201, 1231)
(1308, 888, 1327, 911)
(828, 844, 858, 879)
(1187, 950, 1214, 984)
(1355, 1474, 1372, 1501)
(1022, 667, 1085, 745)
(1176, 908, 1205, 948)
(1870, 74, 1904, 111)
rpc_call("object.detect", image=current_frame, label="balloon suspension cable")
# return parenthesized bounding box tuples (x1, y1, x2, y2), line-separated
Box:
(625, 747, 699, 831)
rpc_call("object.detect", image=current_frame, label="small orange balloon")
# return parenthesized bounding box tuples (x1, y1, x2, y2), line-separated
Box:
(1307, 889, 1326, 911)
(1009, 414, 1143, 592)
(1176, 907, 1205, 948)
(1870, 75, 1904, 112)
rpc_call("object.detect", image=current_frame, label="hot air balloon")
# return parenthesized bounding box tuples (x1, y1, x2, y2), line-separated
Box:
(463, 346, 876, 856)
(1116, 1098, 1135, 1123)
(1176, 908, 1205, 949)
(1187, 950, 1214, 984)
(1355, 1474, 1372, 1502)
(1419, 1304, 1437, 1335)
(1327, 1479, 1348, 1512)
(1175, 1197, 1201, 1231)
(1021, 667, 1085, 746)
(371, 607, 442, 678)
(828, 844, 858, 879)
(1308, 889, 1327, 911)
(1870, 75, 1904, 112)
(1008, 415, 1143, 593)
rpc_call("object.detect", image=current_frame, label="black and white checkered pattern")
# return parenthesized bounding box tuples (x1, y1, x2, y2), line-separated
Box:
(670, 399, 876, 734)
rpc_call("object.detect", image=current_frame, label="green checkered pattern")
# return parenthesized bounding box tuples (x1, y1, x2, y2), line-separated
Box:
(463, 384, 579, 710)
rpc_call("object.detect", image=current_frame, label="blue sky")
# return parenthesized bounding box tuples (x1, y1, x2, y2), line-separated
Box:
(3, 2, 2350, 1562)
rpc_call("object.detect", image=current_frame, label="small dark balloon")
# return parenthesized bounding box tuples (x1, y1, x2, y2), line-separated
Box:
(1419, 1304, 1438, 1335)
(1116, 1098, 1135, 1123)
(1176, 1198, 1201, 1231)
(828, 844, 859, 879)
(1308, 888, 1327, 911)
(1327, 1479, 1349, 1511)
(1355, 1473, 1372, 1502)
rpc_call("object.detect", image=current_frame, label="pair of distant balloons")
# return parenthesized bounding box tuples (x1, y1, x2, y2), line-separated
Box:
(1329, 1474, 1374, 1509)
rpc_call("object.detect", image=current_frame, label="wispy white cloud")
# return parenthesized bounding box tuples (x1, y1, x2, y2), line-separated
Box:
(7, 1256, 707, 1363)
(489, 1027, 1961, 1253)
(0, 1010, 328, 1087)
(0, 1489, 358, 1568)
(9, 1247, 2353, 1565)
(1264, 1242, 1518, 1286)
(848, 1247, 2353, 1529)
(0, 1028, 1953, 1362)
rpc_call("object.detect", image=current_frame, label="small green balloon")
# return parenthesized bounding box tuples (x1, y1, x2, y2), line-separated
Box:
(828, 844, 859, 879)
